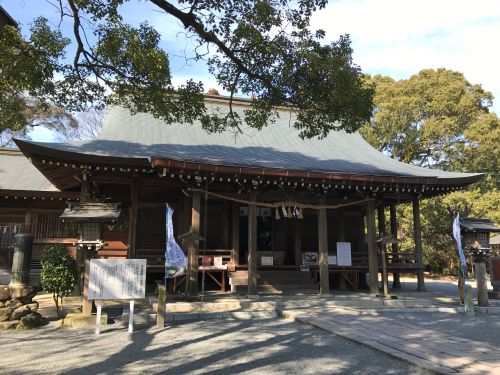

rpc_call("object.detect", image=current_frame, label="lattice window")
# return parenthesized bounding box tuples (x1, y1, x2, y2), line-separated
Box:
(136, 208, 165, 250)
(33, 210, 78, 238)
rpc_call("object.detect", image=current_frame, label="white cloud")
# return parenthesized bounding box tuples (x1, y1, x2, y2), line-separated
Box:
(311, 0, 500, 112)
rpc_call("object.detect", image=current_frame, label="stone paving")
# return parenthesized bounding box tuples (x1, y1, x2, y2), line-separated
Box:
(283, 306, 500, 374)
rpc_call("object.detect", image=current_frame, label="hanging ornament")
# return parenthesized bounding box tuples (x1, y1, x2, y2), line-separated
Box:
(286, 206, 292, 218)
(297, 208, 304, 219)
(275, 207, 281, 220)
(282, 206, 287, 218)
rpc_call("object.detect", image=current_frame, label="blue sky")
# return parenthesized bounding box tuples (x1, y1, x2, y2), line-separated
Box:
(2, 0, 500, 141)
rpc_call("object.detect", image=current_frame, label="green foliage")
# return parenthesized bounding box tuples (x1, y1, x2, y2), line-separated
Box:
(360, 69, 494, 169)
(1, 0, 373, 139)
(0, 19, 79, 145)
(40, 245, 78, 319)
(362, 69, 499, 274)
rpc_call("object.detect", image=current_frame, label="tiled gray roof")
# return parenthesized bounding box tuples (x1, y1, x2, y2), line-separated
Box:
(0, 149, 59, 192)
(16, 99, 482, 181)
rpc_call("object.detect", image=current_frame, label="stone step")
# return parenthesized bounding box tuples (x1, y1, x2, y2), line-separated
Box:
(147, 310, 278, 323)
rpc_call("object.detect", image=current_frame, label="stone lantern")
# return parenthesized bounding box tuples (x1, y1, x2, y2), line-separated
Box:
(60, 202, 121, 315)
(460, 218, 500, 306)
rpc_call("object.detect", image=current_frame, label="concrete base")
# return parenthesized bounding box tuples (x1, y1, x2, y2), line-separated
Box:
(63, 313, 107, 329)
(122, 311, 151, 330)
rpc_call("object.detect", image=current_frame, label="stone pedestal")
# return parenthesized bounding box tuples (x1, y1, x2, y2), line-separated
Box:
(9, 234, 34, 286)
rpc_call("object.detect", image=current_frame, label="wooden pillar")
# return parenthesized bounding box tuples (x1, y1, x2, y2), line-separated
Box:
(231, 203, 240, 266)
(367, 200, 378, 295)
(187, 191, 201, 296)
(247, 193, 258, 296)
(181, 194, 191, 250)
(127, 179, 139, 259)
(389, 204, 401, 289)
(80, 173, 92, 316)
(294, 220, 302, 266)
(378, 205, 389, 295)
(318, 196, 329, 295)
(413, 198, 425, 291)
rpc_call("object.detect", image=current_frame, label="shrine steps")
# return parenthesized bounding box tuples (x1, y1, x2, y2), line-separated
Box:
(229, 270, 318, 294)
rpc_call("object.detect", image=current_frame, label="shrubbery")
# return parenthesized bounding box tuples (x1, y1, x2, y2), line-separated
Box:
(40, 245, 78, 319)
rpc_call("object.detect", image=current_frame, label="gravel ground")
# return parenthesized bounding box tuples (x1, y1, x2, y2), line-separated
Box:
(0, 319, 431, 375)
(376, 312, 500, 348)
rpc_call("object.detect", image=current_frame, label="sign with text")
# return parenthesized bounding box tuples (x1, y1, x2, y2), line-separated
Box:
(336, 242, 352, 266)
(89, 259, 147, 300)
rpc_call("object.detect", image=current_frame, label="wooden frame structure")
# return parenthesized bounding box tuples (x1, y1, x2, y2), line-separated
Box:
(2, 96, 483, 295)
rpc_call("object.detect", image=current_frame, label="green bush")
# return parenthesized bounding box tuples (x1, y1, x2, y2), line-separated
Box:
(40, 245, 78, 319)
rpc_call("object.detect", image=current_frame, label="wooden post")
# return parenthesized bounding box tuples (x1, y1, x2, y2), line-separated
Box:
(377, 205, 389, 295)
(187, 191, 201, 296)
(412, 198, 425, 291)
(81, 254, 92, 316)
(231, 203, 240, 266)
(318, 196, 329, 295)
(367, 200, 378, 295)
(182, 194, 191, 250)
(80, 173, 93, 316)
(389, 204, 401, 289)
(247, 193, 258, 296)
(294, 220, 302, 266)
(475, 258, 489, 306)
(128, 179, 139, 259)
(157, 284, 166, 328)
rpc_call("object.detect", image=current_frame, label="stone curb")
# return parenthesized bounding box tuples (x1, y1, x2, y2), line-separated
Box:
(140, 310, 278, 323)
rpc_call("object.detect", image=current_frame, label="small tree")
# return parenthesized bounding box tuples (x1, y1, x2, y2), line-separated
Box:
(40, 245, 78, 319)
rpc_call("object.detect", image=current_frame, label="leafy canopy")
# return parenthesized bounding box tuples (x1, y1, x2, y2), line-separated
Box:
(360, 69, 494, 170)
(362, 68, 499, 274)
(0, 0, 374, 139)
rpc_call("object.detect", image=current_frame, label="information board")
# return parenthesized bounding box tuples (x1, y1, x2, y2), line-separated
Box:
(336, 242, 352, 266)
(89, 259, 147, 300)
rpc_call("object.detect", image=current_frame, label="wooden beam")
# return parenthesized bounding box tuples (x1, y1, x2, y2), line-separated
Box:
(187, 191, 201, 296)
(390, 204, 401, 289)
(127, 179, 139, 259)
(231, 203, 240, 266)
(247, 193, 258, 295)
(367, 200, 378, 295)
(318, 196, 329, 295)
(412, 198, 425, 291)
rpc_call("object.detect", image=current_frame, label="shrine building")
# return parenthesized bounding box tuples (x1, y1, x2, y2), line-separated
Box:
(1, 95, 483, 295)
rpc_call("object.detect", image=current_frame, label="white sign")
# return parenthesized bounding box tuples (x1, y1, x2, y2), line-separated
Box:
(336, 242, 352, 266)
(89, 259, 147, 300)
(328, 255, 337, 265)
(213, 256, 223, 267)
(261, 256, 274, 266)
